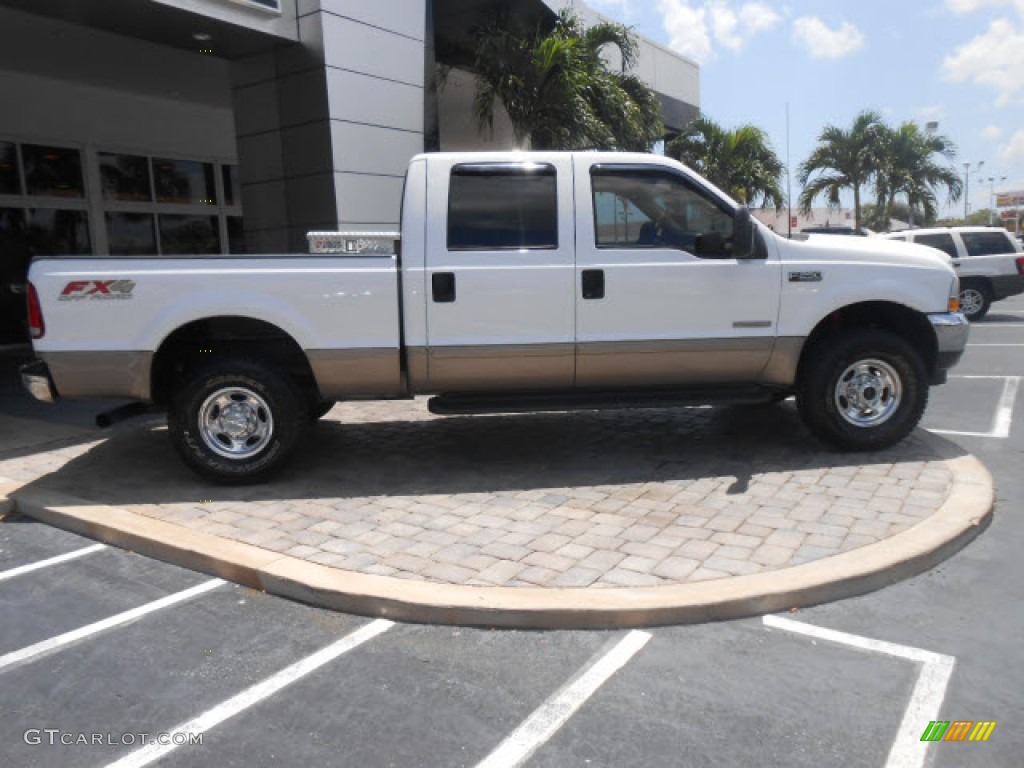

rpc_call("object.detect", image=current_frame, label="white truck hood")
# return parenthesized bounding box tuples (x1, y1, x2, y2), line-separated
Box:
(783, 231, 952, 270)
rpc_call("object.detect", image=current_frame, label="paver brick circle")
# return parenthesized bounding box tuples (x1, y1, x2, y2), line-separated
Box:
(1, 399, 993, 628)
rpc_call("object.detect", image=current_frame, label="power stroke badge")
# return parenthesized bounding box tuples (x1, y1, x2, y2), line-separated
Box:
(59, 280, 137, 301)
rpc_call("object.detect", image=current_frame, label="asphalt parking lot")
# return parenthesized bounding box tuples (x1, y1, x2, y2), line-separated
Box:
(2, 298, 1024, 767)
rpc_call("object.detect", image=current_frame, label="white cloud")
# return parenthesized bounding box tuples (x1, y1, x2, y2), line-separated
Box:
(743, 2, 782, 33)
(919, 104, 945, 119)
(659, 1, 712, 63)
(999, 130, 1024, 163)
(659, 1, 781, 63)
(710, 3, 742, 50)
(792, 17, 865, 59)
(983, 125, 1004, 140)
(943, 18, 1024, 106)
(947, 0, 1024, 15)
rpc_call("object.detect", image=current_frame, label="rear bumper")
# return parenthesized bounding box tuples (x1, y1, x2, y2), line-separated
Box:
(20, 359, 58, 403)
(990, 274, 1024, 301)
(929, 312, 970, 384)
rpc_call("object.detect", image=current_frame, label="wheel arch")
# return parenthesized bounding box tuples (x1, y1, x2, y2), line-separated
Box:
(150, 316, 319, 406)
(796, 301, 938, 385)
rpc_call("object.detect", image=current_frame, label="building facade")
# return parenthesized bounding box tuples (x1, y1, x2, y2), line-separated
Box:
(0, 0, 699, 342)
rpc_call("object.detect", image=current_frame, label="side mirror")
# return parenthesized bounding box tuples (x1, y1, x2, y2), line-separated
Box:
(694, 232, 726, 256)
(733, 206, 756, 259)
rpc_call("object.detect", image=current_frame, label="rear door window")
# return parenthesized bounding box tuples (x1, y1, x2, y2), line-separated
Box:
(914, 233, 957, 259)
(961, 231, 1016, 256)
(447, 164, 557, 251)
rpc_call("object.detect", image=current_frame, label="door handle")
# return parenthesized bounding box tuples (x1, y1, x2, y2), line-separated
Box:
(952, 261, 961, 267)
(581, 269, 605, 300)
(432, 272, 456, 303)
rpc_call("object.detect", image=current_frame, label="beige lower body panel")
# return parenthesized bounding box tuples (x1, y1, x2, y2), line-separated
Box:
(419, 343, 575, 392)
(575, 338, 775, 388)
(39, 337, 806, 404)
(41, 350, 153, 400)
(410, 336, 807, 393)
(760, 337, 805, 388)
(308, 348, 403, 398)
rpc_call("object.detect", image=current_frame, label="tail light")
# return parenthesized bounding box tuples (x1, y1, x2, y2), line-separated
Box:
(1016, 256, 1024, 275)
(27, 281, 45, 339)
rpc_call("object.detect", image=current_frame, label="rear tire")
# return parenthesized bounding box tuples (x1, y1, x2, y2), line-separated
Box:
(168, 358, 308, 484)
(796, 330, 928, 451)
(959, 282, 992, 322)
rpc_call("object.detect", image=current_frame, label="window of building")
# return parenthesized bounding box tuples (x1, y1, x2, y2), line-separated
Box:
(2, 140, 242, 261)
(447, 164, 557, 250)
(914, 233, 958, 259)
(0, 207, 27, 277)
(101, 153, 241, 256)
(591, 168, 733, 254)
(26, 208, 91, 255)
(158, 214, 221, 255)
(961, 231, 1016, 257)
(100, 153, 153, 203)
(22, 144, 85, 198)
(106, 213, 157, 256)
(153, 157, 217, 206)
(222, 165, 239, 207)
(0, 142, 19, 195)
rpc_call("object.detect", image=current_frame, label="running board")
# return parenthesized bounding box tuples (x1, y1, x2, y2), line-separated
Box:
(427, 388, 780, 416)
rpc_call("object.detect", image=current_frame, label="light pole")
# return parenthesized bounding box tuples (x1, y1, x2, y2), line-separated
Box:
(964, 161, 984, 223)
(988, 176, 1007, 226)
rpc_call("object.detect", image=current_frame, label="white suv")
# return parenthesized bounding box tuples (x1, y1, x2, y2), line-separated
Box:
(882, 226, 1024, 320)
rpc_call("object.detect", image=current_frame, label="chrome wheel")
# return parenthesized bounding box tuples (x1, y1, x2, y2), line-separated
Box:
(198, 386, 274, 459)
(959, 287, 984, 318)
(834, 358, 902, 427)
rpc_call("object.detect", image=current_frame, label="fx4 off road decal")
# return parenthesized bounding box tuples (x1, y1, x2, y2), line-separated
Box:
(59, 280, 136, 302)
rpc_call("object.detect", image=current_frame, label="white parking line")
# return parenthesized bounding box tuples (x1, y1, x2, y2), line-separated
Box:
(763, 615, 955, 768)
(0, 543, 106, 582)
(476, 630, 651, 768)
(929, 375, 1020, 438)
(104, 619, 393, 768)
(0, 579, 224, 672)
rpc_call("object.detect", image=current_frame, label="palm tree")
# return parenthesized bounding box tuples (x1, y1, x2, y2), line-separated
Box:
(798, 110, 886, 230)
(472, 8, 663, 151)
(666, 116, 784, 208)
(875, 122, 961, 228)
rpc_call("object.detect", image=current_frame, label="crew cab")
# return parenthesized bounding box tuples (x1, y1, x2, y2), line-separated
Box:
(21, 152, 968, 483)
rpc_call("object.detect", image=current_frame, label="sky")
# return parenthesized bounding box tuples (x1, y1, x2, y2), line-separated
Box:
(583, 0, 1024, 218)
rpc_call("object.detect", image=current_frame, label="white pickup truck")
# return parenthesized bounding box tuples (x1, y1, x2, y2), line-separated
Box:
(21, 152, 968, 483)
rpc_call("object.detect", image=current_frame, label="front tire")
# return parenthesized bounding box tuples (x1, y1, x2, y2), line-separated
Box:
(310, 398, 337, 422)
(168, 359, 308, 484)
(797, 330, 928, 451)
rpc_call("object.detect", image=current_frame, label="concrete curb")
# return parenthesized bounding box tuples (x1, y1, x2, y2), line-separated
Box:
(0, 452, 994, 629)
